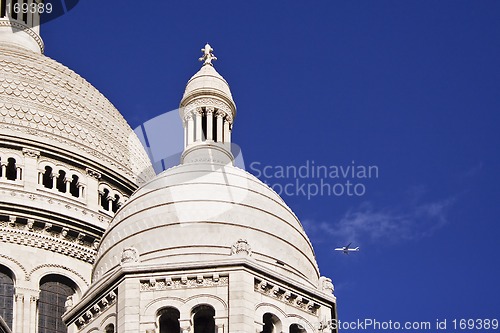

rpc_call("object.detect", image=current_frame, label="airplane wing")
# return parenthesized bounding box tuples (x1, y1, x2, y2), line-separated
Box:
(346, 242, 352, 249)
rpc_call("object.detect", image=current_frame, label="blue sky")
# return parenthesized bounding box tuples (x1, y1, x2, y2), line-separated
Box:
(42, 0, 499, 329)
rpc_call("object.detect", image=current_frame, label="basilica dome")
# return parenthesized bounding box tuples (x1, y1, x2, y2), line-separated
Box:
(0, 43, 154, 184)
(93, 162, 320, 288)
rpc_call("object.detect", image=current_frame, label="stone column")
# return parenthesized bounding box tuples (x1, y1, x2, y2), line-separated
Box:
(216, 112, 224, 142)
(223, 120, 230, 144)
(195, 108, 203, 142)
(215, 317, 226, 333)
(179, 318, 191, 333)
(15, 293, 24, 333)
(86, 168, 101, 211)
(28, 295, 38, 333)
(187, 114, 194, 146)
(1, 163, 6, 179)
(27, 0, 34, 26)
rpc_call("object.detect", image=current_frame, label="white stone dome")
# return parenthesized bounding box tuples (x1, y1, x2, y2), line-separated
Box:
(182, 64, 235, 109)
(0, 43, 155, 184)
(93, 162, 320, 288)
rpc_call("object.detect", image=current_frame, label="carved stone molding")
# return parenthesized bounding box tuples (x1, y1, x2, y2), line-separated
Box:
(0, 21, 44, 52)
(183, 97, 234, 122)
(75, 290, 117, 329)
(140, 274, 228, 292)
(254, 278, 320, 315)
(0, 223, 97, 264)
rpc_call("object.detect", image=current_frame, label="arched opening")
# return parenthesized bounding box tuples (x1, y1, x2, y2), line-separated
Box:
(158, 307, 180, 333)
(38, 274, 76, 333)
(100, 189, 110, 211)
(201, 111, 208, 141)
(42, 166, 53, 188)
(104, 323, 115, 333)
(192, 304, 215, 333)
(69, 175, 79, 198)
(261, 313, 281, 333)
(0, 266, 14, 330)
(6, 158, 17, 181)
(111, 194, 120, 213)
(289, 323, 306, 333)
(56, 170, 66, 193)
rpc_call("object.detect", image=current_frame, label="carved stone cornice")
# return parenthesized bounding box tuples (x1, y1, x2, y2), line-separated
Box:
(0, 21, 44, 52)
(0, 222, 97, 264)
(183, 97, 234, 122)
(75, 290, 117, 329)
(140, 273, 228, 292)
(254, 278, 321, 315)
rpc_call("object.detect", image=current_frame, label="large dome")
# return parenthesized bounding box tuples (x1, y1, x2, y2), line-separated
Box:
(0, 43, 155, 184)
(93, 162, 320, 288)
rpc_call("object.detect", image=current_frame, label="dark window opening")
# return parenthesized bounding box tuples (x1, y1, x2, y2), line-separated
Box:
(261, 313, 281, 333)
(22, 0, 27, 24)
(212, 113, 217, 142)
(290, 323, 306, 333)
(42, 166, 53, 189)
(201, 112, 207, 141)
(10, 0, 17, 20)
(38, 275, 76, 333)
(1, 0, 6, 18)
(192, 304, 215, 333)
(6, 158, 17, 181)
(69, 175, 79, 198)
(100, 189, 110, 211)
(0, 266, 14, 330)
(56, 170, 66, 193)
(111, 194, 120, 213)
(159, 307, 180, 333)
(104, 323, 115, 333)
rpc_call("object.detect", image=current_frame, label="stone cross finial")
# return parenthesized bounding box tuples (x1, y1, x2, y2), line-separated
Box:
(199, 43, 217, 66)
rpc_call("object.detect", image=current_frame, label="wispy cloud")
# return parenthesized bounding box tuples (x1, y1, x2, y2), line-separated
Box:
(303, 197, 455, 246)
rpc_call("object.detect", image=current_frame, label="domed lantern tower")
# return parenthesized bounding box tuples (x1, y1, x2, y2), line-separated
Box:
(0, 3, 155, 333)
(63, 45, 337, 333)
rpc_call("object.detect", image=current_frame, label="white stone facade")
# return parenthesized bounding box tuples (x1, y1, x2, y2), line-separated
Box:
(0, 5, 337, 330)
(0, 4, 154, 333)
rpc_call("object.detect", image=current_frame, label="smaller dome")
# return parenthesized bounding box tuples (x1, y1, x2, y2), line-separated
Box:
(182, 65, 234, 104)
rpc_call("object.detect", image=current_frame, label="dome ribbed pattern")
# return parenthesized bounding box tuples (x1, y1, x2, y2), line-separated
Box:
(93, 163, 319, 288)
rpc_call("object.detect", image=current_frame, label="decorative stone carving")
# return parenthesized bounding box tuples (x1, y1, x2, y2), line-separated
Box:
(120, 247, 139, 265)
(77, 232, 85, 244)
(199, 43, 217, 66)
(86, 168, 101, 180)
(22, 148, 40, 158)
(254, 277, 319, 315)
(140, 274, 228, 292)
(319, 276, 334, 294)
(65, 295, 73, 310)
(231, 239, 252, 256)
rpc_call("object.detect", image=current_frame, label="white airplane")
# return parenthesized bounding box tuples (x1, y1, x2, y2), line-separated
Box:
(335, 243, 360, 254)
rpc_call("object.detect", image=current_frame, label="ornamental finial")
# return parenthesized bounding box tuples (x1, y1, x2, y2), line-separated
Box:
(199, 43, 217, 66)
